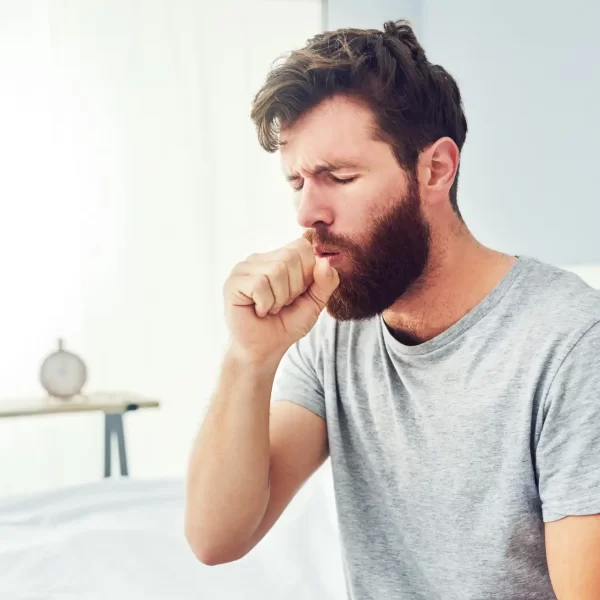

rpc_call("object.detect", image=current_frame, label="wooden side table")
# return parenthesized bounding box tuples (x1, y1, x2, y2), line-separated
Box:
(0, 393, 160, 477)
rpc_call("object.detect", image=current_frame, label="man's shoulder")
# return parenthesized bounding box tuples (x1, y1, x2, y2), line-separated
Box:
(513, 257, 600, 347)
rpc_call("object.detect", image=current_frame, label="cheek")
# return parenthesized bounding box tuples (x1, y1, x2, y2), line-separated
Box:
(334, 182, 386, 237)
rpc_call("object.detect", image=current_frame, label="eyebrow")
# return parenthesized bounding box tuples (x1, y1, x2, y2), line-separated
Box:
(285, 160, 361, 181)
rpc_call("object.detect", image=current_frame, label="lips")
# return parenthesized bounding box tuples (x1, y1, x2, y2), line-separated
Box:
(313, 245, 339, 257)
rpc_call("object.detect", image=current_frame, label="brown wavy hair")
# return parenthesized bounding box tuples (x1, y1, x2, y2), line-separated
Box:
(250, 20, 468, 216)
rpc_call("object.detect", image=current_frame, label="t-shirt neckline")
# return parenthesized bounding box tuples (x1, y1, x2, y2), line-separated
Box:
(380, 255, 533, 356)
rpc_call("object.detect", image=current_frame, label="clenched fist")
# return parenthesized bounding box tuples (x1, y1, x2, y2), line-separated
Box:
(224, 238, 339, 364)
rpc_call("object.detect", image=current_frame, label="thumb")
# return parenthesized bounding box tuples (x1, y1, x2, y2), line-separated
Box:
(309, 257, 340, 308)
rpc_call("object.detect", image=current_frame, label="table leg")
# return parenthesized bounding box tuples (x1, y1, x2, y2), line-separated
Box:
(104, 413, 129, 477)
(114, 414, 129, 476)
(104, 414, 112, 477)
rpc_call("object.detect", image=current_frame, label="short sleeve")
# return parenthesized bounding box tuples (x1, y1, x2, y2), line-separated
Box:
(536, 321, 600, 522)
(271, 323, 326, 421)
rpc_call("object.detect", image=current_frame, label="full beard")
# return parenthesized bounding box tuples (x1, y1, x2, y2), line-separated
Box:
(304, 176, 430, 321)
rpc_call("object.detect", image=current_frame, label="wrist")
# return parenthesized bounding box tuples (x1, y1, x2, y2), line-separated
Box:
(223, 344, 285, 377)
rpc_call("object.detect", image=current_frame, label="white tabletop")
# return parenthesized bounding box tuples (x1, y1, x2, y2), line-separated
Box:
(0, 392, 160, 418)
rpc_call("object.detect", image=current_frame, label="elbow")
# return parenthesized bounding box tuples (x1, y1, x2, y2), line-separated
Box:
(184, 520, 249, 566)
(190, 548, 233, 567)
(188, 542, 248, 567)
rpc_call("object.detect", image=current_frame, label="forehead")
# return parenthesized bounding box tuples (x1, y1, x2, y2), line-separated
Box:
(279, 95, 383, 170)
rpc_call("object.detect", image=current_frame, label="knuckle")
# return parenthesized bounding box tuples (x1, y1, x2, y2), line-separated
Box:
(230, 260, 249, 276)
(289, 237, 311, 251)
(299, 243, 315, 265)
(301, 239, 315, 258)
(269, 260, 288, 279)
(285, 248, 302, 269)
(224, 272, 239, 290)
(254, 274, 271, 292)
(280, 247, 298, 262)
(252, 281, 272, 307)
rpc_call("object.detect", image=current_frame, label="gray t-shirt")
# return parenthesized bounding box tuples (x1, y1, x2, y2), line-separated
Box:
(271, 255, 600, 600)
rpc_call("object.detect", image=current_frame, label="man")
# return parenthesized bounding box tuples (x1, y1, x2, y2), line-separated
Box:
(185, 20, 600, 599)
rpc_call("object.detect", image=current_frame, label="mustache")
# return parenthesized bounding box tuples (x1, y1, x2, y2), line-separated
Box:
(302, 227, 358, 253)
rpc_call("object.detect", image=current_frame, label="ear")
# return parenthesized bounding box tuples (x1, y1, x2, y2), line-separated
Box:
(417, 137, 460, 206)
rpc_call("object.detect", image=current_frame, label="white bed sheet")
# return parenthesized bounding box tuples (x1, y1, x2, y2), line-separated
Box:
(0, 471, 346, 600)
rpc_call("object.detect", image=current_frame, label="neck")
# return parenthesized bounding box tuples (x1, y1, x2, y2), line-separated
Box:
(383, 223, 517, 345)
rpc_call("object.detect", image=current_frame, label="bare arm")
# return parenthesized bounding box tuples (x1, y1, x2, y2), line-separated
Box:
(244, 398, 328, 554)
(185, 238, 337, 565)
(546, 514, 600, 599)
(184, 351, 327, 565)
(184, 352, 272, 564)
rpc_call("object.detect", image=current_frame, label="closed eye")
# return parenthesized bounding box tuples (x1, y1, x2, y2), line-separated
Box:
(330, 175, 357, 185)
(289, 174, 357, 191)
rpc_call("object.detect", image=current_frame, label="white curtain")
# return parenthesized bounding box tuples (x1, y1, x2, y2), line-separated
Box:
(0, 0, 321, 496)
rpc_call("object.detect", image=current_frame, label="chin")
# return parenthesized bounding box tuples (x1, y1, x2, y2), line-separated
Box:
(325, 281, 411, 322)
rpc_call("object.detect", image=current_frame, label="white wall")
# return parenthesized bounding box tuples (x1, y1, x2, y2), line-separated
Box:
(420, 0, 600, 267)
(564, 265, 600, 290)
(325, 0, 421, 32)
(0, 0, 320, 496)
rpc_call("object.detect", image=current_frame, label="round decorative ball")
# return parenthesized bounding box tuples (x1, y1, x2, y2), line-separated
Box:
(39, 339, 88, 399)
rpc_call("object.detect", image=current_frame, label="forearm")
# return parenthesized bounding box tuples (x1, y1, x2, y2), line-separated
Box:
(185, 350, 279, 563)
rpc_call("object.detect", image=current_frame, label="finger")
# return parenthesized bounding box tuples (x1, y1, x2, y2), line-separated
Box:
(232, 239, 315, 313)
(226, 274, 275, 318)
(252, 274, 277, 317)
(264, 260, 291, 315)
(282, 258, 339, 326)
(229, 260, 253, 277)
(284, 238, 316, 290)
(230, 255, 302, 311)
(308, 257, 340, 309)
(246, 239, 315, 290)
(277, 248, 304, 305)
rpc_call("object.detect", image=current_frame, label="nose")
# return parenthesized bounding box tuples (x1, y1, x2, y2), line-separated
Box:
(295, 180, 334, 229)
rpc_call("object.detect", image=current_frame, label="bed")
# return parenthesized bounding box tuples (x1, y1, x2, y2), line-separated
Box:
(0, 470, 346, 599)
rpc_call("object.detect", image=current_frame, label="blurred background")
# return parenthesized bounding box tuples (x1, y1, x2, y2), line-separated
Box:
(1, 0, 599, 498)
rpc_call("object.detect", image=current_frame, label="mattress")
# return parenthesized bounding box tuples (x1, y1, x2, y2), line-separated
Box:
(0, 472, 346, 599)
